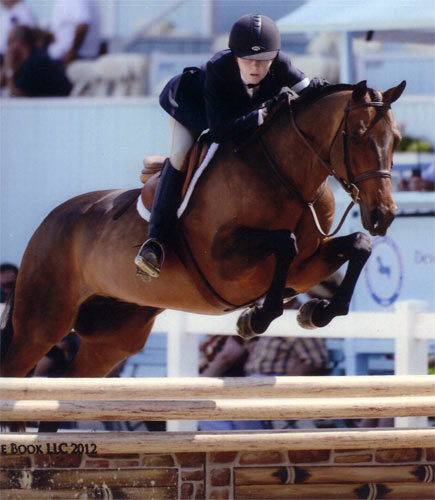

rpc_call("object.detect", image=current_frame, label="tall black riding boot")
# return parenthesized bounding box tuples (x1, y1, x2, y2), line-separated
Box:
(135, 158, 185, 280)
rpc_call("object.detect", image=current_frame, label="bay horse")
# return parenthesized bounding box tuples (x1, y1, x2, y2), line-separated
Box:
(1, 81, 405, 386)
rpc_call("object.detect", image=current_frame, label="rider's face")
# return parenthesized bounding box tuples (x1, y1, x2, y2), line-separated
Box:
(236, 57, 273, 85)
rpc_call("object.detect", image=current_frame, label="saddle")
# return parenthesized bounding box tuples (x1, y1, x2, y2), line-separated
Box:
(140, 139, 212, 213)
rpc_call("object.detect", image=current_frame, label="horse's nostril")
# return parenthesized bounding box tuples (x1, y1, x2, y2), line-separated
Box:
(370, 208, 382, 228)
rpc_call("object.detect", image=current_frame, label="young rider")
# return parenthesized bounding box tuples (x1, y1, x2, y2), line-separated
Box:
(135, 13, 324, 280)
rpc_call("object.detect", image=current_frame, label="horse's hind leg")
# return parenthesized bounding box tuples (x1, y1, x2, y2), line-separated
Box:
(65, 300, 161, 378)
(295, 232, 372, 329)
(237, 229, 298, 338)
(38, 303, 161, 432)
(65, 311, 159, 378)
(1, 277, 80, 378)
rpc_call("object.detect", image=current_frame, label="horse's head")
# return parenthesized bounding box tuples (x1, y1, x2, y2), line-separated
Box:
(331, 80, 406, 236)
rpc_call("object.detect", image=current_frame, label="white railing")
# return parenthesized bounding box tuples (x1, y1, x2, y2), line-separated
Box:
(155, 300, 433, 377)
(149, 300, 433, 430)
(1, 300, 433, 430)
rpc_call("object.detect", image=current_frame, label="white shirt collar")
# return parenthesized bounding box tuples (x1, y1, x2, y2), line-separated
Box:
(240, 73, 256, 98)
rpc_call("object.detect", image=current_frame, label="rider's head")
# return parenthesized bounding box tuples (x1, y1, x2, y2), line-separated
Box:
(229, 14, 280, 86)
(229, 14, 280, 61)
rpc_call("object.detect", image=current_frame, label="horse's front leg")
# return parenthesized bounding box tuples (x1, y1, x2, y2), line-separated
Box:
(297, 232, 372, 329)
(237, 230, 298, 338)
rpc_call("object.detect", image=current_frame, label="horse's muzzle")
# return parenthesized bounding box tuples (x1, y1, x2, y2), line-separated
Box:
(364, 206, 397, 236)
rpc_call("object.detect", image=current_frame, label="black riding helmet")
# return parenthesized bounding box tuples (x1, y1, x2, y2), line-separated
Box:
(229, 14, 280, 60)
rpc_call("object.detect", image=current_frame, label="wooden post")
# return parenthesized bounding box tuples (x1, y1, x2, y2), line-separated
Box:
(165, 310, 199, 431)
(394, 301, 429, 427)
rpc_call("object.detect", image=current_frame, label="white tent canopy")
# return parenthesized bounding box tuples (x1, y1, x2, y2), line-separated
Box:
(277, 0, 435, 82)
(277, 0, 435, 33)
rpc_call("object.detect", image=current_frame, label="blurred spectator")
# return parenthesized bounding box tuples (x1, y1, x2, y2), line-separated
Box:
(199, 335, 249, 378)
(4, 24, 72, 97)
(0, 262, 18, 302)
(0, 0, 36, 64)
(397, 162, 435, 192)
(244, 275, 342, 380)
(244, 306, 331, 380)
(48, 0, 101, 68)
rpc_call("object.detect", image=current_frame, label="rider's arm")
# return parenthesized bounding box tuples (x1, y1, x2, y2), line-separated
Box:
(272, 52, 310, 94)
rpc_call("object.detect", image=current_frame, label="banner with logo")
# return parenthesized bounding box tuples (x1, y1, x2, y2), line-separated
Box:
(337, 195, 435, 312)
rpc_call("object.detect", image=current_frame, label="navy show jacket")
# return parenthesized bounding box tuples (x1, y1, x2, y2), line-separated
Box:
(159, 49, 308, 143)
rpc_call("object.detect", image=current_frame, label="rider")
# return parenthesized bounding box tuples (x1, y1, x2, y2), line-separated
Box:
(135, 13, 326, 280)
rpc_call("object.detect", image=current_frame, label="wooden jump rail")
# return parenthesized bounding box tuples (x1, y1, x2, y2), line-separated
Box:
(1, 375, 434, 453)
(2, 374, 434, 399)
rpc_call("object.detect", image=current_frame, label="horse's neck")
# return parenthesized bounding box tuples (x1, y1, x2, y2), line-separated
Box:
(298, 92, 350, 151)
(284, 92, 351, 201)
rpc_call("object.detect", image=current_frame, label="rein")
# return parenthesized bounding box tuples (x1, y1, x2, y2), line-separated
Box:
(260, 97, 392, 238)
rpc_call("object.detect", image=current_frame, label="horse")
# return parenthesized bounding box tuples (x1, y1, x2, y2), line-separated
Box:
(1, 80, 405, 389)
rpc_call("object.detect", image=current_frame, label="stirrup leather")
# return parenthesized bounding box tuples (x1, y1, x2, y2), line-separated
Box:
(135, 239, 165, 279)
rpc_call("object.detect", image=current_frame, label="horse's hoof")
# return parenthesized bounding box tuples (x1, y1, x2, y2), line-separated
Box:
(297, 299, 329, 330)
(236, 306, 260, 339)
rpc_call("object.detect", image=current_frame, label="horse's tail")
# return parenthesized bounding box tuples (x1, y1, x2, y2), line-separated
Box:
(0, 291, 15, 368)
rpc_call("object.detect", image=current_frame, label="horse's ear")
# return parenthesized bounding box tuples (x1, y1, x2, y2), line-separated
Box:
(383, 80, 406, 104)
(352, 80, 367, 101)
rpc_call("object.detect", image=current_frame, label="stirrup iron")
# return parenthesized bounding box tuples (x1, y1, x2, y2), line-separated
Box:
(135, 239, 165, 279)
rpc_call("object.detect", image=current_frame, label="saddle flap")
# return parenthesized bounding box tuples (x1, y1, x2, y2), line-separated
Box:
(140, 140, 211, 213)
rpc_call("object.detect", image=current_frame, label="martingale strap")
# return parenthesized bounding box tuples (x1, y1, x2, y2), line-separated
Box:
(259, 135, 355, 238)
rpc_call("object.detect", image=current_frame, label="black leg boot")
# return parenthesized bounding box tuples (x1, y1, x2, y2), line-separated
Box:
(135, 159, 185, 280)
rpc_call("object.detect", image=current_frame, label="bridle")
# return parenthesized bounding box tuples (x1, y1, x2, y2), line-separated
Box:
(259, 96, 392, 237)
(291, 99, 392, 204)
(341, 100, 392, 201)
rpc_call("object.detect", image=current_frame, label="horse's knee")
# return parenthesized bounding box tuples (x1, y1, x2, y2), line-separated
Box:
(349, 232, 372, 265)
(352, 232, 372, 253)
(335, 232, 371, 262)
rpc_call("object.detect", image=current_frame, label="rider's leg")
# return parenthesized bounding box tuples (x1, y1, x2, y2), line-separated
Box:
(135, 118, 195, 278)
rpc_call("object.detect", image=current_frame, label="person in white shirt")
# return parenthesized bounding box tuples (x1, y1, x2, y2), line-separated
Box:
(48, 0, 100, 68)
(0, 0, 36, 60)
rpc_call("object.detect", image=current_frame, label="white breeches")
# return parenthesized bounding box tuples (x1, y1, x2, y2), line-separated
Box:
(169, 116, 196, 171)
